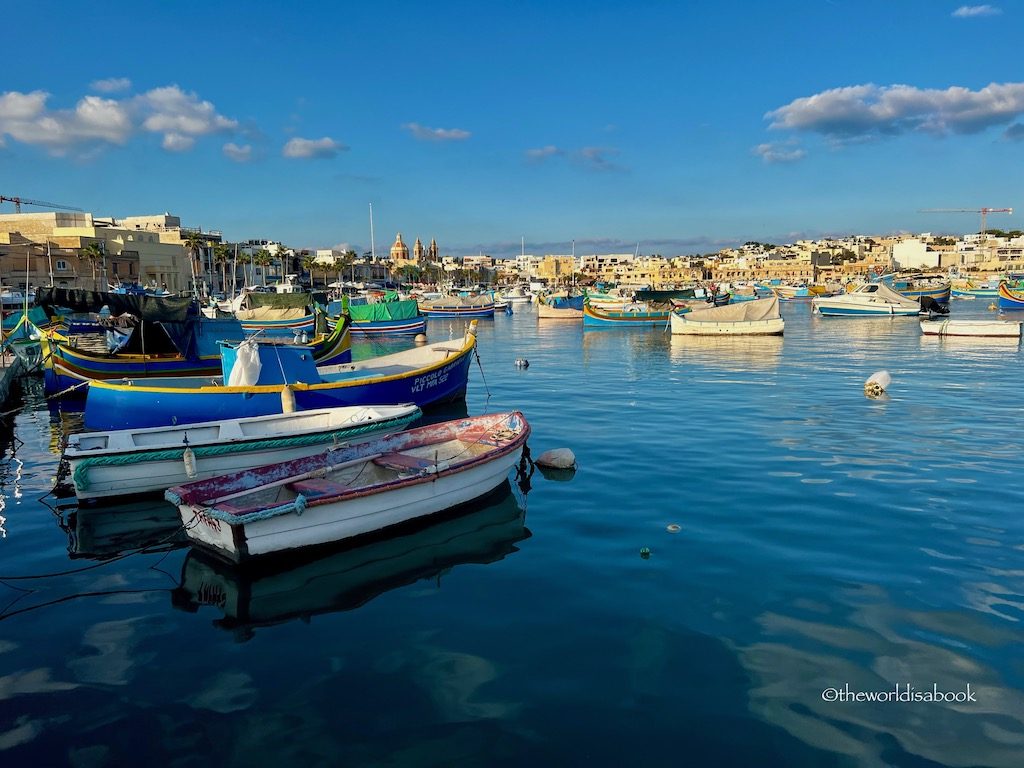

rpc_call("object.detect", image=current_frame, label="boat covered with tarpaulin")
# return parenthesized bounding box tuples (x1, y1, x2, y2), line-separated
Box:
(165, 410, 530, 562)
(83, 320, 479, 430)
(417, 294, 495, 318)
(537, 295, 585, 319)
(670, 296, 784, 335)
(327, 296, 426, 335)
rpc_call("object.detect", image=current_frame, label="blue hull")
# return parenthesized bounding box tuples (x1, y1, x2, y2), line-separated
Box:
(83, 344, 474, 430)
(351, 317, 427, 335)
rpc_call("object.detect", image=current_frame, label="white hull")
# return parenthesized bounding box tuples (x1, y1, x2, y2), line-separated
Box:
(920, 319, 1022, 338)
(670, 314, 784, 335)
(177, 448, 523, 562)
(68, 404, 419, 501)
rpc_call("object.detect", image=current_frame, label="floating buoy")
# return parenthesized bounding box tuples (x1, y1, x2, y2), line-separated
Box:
(183, 446, 197, 478)
(864, 370, 891, 399)
(666, 524, 681, 533)
(281, 385, 296, 413)
(989, 303, 998, 311)
(414, 333, 428, 345)
(535, 448, 575, 469)
(514, 357, 529, 368)
(640, 547, 651, 560)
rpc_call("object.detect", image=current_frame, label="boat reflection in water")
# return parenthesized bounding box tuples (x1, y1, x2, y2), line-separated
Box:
(172, 480, 529, 640)
(64, 499, 188, 560)
(668, 332, 784, 372)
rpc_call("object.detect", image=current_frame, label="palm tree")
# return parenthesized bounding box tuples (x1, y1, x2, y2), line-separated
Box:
(301, 254, 318, 288)
(337, 250, 356, 285)
(213, 243, 231, 295)
(183, 232, 206, 295)
(78, 243, 104, 290)
(275, 244, 291, 283)
(253, 249, 272, 287)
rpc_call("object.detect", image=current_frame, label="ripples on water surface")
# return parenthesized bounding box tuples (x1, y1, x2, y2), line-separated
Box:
(2, 303, 1023, 766)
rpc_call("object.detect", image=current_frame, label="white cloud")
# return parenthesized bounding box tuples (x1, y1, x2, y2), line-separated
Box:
(402, 122, 471, 141)
(90, 77, 132, 93)
(282, 136, 346, 159)
(952, 5, 1001, 17)
(161, 133, 194, 152)
(525, 145, 564, 161)
(766, 82, 1024, 139)
(753, 141, 807, 164)
(222, 142, 253, 162)
(0, 84, 238, 156)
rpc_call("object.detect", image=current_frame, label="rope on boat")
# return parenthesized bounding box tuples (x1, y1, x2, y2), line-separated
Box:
(70, 413, 419, 490)
(0, 379, 91, 418)
(203, 493, 307, 524)
(472, 345, 491, 398)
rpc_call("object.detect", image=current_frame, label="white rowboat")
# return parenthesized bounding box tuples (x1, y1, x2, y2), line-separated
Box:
(66, 404, 422, 502)
(166, 411, 530, 562)
(670, 296, 784, 335)
(919, 319, 1022, 338)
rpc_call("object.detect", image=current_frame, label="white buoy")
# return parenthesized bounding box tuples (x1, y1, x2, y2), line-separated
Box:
(281, 385, 296, 413)
(535, 448, 576, 469)
(414, 333, 428, 345)
(864, 370, 891, 398)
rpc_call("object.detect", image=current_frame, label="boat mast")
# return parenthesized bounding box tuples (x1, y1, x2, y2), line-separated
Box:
(369, 203, 376, 261)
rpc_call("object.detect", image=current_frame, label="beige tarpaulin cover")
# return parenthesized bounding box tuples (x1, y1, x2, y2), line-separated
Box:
(872, 281, 923, 309)
(683, 296, 782, 323)
(235, 306, 310, 321)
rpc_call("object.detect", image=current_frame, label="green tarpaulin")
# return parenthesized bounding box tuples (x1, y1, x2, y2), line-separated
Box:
(348, 298, 420, 322)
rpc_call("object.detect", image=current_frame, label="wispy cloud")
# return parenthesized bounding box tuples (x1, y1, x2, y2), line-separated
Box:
(952, 5, 1001, 17)
(524, 145, 564, 162)
(1005, 123, 1024, 141)
(0, 84, 238, 157)
(753, 141, 807, 163)
(766, 82, 1024, 141)
(222, 142, 253, 162)
(282, 136, 347, 159)
(574, 146, 625, 172)
(90, 77, 132, 93)
(402, 122, 471, 141)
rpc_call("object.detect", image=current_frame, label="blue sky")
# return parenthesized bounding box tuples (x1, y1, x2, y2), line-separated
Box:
(2, 1, 1022, 256)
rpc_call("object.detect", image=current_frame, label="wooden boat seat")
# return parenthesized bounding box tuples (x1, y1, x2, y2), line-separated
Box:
(289, 478, 350, 498)
(373, 452, 439, 472)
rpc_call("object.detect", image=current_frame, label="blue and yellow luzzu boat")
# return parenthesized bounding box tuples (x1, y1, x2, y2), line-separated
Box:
(892, 275, 951, 304)
(582, 300, 680, 327)
(83, 321, 479, 431)
(326, 297, 427, 336)
(997, 282, 1024, 310)
(43, 316, 351, 395)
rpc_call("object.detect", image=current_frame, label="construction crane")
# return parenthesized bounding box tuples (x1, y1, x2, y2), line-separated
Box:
(0, 195, 83, 214)
(919, 207, 1013, 239)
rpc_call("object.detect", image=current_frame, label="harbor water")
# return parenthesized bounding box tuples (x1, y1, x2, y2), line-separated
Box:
(2, 302, 1023, 766)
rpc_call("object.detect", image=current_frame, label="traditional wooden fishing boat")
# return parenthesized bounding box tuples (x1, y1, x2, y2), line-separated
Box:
(165, 411, 530, 562)
(919, 319, 1022, 338)
(997, 282, 1024, 310)
(326, 297, 426, 336)
(43, 316, 351, 394)
(417, 294, 495, 317)
(892, 274, 951, 304)
(812, 283, 922, 316)
(171, 481, 528, 636)
(537, 295, 584, 320)
(583, 300, 677, 326)
(83, 321, 479, 430)
(771, 284, 831, 300)
(670, 296, 784, 335)
(66, 403, 421, 502)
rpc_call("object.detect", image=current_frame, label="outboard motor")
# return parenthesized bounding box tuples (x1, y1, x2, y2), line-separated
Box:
(919, 296, 949, 316)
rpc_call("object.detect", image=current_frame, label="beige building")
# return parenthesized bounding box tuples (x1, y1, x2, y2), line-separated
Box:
(0, 211, 202, 292)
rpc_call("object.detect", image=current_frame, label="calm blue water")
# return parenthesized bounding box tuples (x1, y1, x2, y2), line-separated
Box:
(2, 302, 1024, 766)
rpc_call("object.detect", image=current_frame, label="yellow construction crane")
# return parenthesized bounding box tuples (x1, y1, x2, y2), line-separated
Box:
(919, 207, 1013, 238)
(0, 195, 83, 213)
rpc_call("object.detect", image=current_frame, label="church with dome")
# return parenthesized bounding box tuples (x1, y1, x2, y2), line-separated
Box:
(389, 233, 439, 268)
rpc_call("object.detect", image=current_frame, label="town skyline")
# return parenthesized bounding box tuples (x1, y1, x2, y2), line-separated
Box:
(2, 1, 1022, 255)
